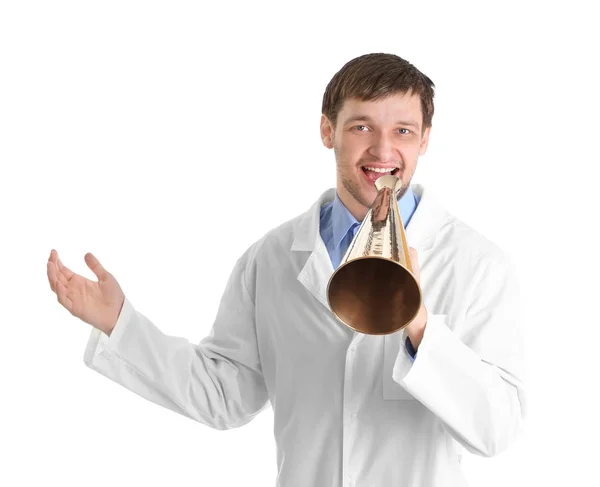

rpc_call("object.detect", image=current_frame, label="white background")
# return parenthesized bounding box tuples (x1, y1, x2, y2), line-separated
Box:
(1, 1, 598, 485)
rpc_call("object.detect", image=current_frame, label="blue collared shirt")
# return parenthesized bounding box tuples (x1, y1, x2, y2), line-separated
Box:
(320, 185, 421, 359)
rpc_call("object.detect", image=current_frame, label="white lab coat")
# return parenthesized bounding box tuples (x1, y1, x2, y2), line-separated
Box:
(84, 184, 527, 487)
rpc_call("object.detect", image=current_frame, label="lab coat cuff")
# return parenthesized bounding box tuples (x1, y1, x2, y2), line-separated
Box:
(83, 297, 135, 365)
(392, 314, 447, 386)
(392, 313, 484, 394)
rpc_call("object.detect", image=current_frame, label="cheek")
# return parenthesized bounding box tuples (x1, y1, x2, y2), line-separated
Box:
(400, 140, 424, 159)
(339, 139, 368, 164)
(334, 144, 356, 165)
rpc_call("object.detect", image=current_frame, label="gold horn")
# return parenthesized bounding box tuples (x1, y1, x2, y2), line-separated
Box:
(326, 175, 422, 335)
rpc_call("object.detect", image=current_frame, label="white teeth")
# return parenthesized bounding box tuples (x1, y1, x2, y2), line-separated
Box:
(364, 167, 395, 173)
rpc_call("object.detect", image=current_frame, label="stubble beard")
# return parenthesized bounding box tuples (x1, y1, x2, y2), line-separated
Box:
(339, 169, 372, 210)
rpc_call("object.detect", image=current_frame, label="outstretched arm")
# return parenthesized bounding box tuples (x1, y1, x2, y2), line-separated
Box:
(84, 249, 269, 430)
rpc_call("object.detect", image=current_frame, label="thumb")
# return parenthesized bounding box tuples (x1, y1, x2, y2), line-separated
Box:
(85, 252, 109, 281)
(408, 247, 421, 282)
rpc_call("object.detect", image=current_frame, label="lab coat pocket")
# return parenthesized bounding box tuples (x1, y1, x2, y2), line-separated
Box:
(382, 333, 414, 400)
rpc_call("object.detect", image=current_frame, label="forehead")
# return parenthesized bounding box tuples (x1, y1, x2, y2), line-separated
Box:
(338, 92, 422, 126)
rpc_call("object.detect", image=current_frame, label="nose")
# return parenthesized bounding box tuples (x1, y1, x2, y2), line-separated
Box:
(368, 132, 395, 162)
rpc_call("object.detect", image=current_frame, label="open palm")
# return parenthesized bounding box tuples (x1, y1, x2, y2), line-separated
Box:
(47, 249, 125, 336)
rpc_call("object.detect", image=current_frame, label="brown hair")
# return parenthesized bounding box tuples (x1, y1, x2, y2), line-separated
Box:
(321, 53, 435, 133)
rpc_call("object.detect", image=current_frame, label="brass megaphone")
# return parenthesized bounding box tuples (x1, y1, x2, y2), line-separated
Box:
(326, 175, 422, 335)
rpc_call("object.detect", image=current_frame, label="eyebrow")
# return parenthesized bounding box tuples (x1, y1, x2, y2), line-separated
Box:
(343, 115, 420, 129)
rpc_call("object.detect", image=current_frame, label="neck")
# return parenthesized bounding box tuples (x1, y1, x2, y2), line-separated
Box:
(337, 189, 370, 222)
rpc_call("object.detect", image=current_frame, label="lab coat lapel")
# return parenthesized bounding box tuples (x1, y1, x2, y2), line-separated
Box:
(297, 238, 335, 311)
(404, 184, 446, 254)
(291, 189, 336, 311)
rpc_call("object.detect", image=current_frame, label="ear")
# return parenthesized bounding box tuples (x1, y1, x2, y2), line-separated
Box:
(320, 115, 334, 149)
(419, 126, 431, 156)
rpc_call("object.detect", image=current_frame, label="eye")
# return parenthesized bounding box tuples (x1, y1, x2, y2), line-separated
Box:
(398, 128, 410, 135)
(354, 125, 370, 132)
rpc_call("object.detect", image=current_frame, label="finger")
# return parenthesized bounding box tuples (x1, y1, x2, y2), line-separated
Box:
(48, 249, 58, 273)
(408, 247, 421, 282)
(85, 252, 109, 281)
(56, 254, 74, 280)
(47, 261, 57, 293)
(56, 267, 69, 288)
(56, 279, 73, 312)
(51, 250, 75, 280)
(49, 250, 75, 288)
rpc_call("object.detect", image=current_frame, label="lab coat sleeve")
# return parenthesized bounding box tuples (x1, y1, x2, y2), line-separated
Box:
(391, 252, 527, 457)
(83, 250, 270, 430)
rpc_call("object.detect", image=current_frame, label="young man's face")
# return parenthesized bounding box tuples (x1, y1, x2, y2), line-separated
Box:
(320, 92, 431, 221)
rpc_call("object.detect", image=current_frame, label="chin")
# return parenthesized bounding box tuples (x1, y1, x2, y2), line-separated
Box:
(359, 188, 379, 210)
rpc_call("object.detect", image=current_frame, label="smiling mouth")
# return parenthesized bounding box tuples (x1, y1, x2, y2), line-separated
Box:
(361, 166, 400, 183)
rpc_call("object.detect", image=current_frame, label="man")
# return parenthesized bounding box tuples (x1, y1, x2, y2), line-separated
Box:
(47, 53, 526, 487)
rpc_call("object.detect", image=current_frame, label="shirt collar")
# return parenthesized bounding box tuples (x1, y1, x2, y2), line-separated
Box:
(331, 185, 418, 250)
(331, 193, 360, 249)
